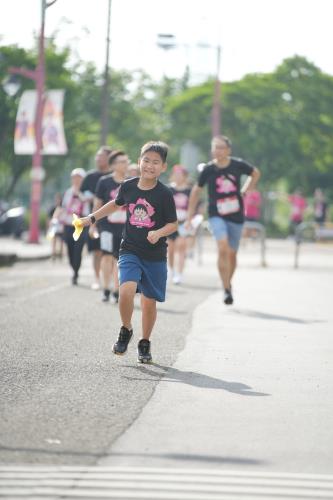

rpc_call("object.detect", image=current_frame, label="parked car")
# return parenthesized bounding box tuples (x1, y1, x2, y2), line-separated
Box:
(0, 202, 26, 238)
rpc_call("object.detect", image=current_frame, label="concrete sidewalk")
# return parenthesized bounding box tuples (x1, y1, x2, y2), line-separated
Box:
(100, 239, 333, 474)
(0, 235, 51, 264)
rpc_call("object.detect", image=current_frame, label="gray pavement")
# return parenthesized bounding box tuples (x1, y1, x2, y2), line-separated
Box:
(0, 235, 51, 264)
(0, 236, 332, 498)
(101, 242, 333, 474)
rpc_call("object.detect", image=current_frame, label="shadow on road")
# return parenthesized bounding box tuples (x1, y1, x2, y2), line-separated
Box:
(230, 308, 325, 325)
(123, 364, 270, 397)
(108, 451, 266, 465)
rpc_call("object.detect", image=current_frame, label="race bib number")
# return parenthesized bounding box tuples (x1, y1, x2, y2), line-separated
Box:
(217, 196, 240, 215)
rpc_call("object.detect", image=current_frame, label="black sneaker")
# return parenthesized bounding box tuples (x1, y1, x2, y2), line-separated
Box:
(72, 273, 78, 286)
(137, 339, 152, 364)
(223, 288, 233, 305)
(102, 289, 111, 302)
(112, 326, 133, 355)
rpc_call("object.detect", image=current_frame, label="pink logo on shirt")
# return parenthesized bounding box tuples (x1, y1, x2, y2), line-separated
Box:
(129, 198, 156, 228)
(216, 175, 237, 194)
(173, 192, 188, 209)
(110, 187, 119, 200)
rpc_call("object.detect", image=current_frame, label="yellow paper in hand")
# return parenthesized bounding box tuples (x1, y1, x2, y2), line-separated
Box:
(72, 214, 83, 241)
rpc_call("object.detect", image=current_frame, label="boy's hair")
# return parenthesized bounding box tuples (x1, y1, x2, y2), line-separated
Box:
(211, 135, 232, 148)
(108, 150, 126, 166)
(140, 141, 168, 163)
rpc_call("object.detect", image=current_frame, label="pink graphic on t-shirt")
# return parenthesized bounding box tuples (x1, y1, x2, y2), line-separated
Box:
(110, 187, 119, 200)
(173, 192, 189, 222)
(66, 196, 83, 216)
(129, 198, 156, 228)
(173, 192, 189, 209)
(216, 175, 237, 194)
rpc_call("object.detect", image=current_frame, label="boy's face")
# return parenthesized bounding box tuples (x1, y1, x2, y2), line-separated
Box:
(138, 151, 167, 180)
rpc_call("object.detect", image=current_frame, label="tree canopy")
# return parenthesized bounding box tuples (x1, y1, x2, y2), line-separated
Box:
(1, 41, 332, 205)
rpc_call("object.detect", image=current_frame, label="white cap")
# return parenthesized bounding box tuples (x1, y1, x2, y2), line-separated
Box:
(71, 168, 86, 178)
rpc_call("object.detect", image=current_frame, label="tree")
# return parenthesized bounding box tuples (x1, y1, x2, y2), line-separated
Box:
(166, 56, 333, 196)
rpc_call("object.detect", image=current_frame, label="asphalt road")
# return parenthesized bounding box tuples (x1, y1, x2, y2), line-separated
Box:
(0, 247, 219, 465)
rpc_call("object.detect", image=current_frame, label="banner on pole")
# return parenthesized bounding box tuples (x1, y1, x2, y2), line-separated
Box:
(14, 90, 37, 155)
(14, 89, 67, 155)
(42, 90, 67, 155)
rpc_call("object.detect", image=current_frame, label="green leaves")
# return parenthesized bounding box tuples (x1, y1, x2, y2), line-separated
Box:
(1, 46, 332, 202)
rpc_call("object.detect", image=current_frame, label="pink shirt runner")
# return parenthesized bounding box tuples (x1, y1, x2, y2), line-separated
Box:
(289, 194, 307, 222)
(244, 191, 261, 220)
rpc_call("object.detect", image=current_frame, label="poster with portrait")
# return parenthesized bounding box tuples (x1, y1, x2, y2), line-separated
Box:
(42, 90, 67, 155)
(14, 90, 37, 155)
(14, 89, 67, 155)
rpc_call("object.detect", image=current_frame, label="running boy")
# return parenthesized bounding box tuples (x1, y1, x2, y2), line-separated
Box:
(78, 141, 178, 363)
(186, 135, 260, 305)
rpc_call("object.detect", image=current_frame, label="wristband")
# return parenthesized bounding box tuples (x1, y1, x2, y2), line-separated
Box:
(89, 214, 96, 225)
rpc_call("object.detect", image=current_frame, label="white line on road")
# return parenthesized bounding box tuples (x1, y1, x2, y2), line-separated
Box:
(1, 467, 333, 499)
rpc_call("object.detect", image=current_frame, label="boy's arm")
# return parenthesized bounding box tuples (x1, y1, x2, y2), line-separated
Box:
(79, 200, 120, 226)
(241, 167, 260, 195)
(147, 221, 178, 245)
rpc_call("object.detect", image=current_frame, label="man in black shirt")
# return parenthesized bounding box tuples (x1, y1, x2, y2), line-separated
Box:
(81, 145, 113, 290)
(78, 141, 177, 363)
(95, 150, 128, 303)
(186, 135, 260, 305)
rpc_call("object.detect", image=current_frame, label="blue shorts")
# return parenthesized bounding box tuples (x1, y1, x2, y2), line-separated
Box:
(118, 253, 167, 302)
(208, 216, 243, 250)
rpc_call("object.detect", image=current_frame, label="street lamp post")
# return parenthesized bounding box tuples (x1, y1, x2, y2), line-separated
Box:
(100, 0, 112, 145)
(7, 0, 56, 243)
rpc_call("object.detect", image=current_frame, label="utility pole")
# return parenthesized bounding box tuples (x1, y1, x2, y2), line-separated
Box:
(211, 45, 221, 138)
(100, 0, 112, 145)
(8, 0, 57, 243)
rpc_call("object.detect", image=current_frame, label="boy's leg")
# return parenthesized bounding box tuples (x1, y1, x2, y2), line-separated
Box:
(119, 281, 137, 330)
(140, 294, 157, 340)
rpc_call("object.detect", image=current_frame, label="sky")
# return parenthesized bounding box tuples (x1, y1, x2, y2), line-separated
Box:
(1, 0, 333, 83)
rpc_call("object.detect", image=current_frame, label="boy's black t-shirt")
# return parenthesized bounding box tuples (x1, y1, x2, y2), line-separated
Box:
(95, 174, 126, 233)
(115, 178, 177, 261)
(170, 186, 191, 222)
(198, 158, 254, 223)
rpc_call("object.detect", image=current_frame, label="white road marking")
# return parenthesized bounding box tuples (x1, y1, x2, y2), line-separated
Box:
(1, 467, 332, 499)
